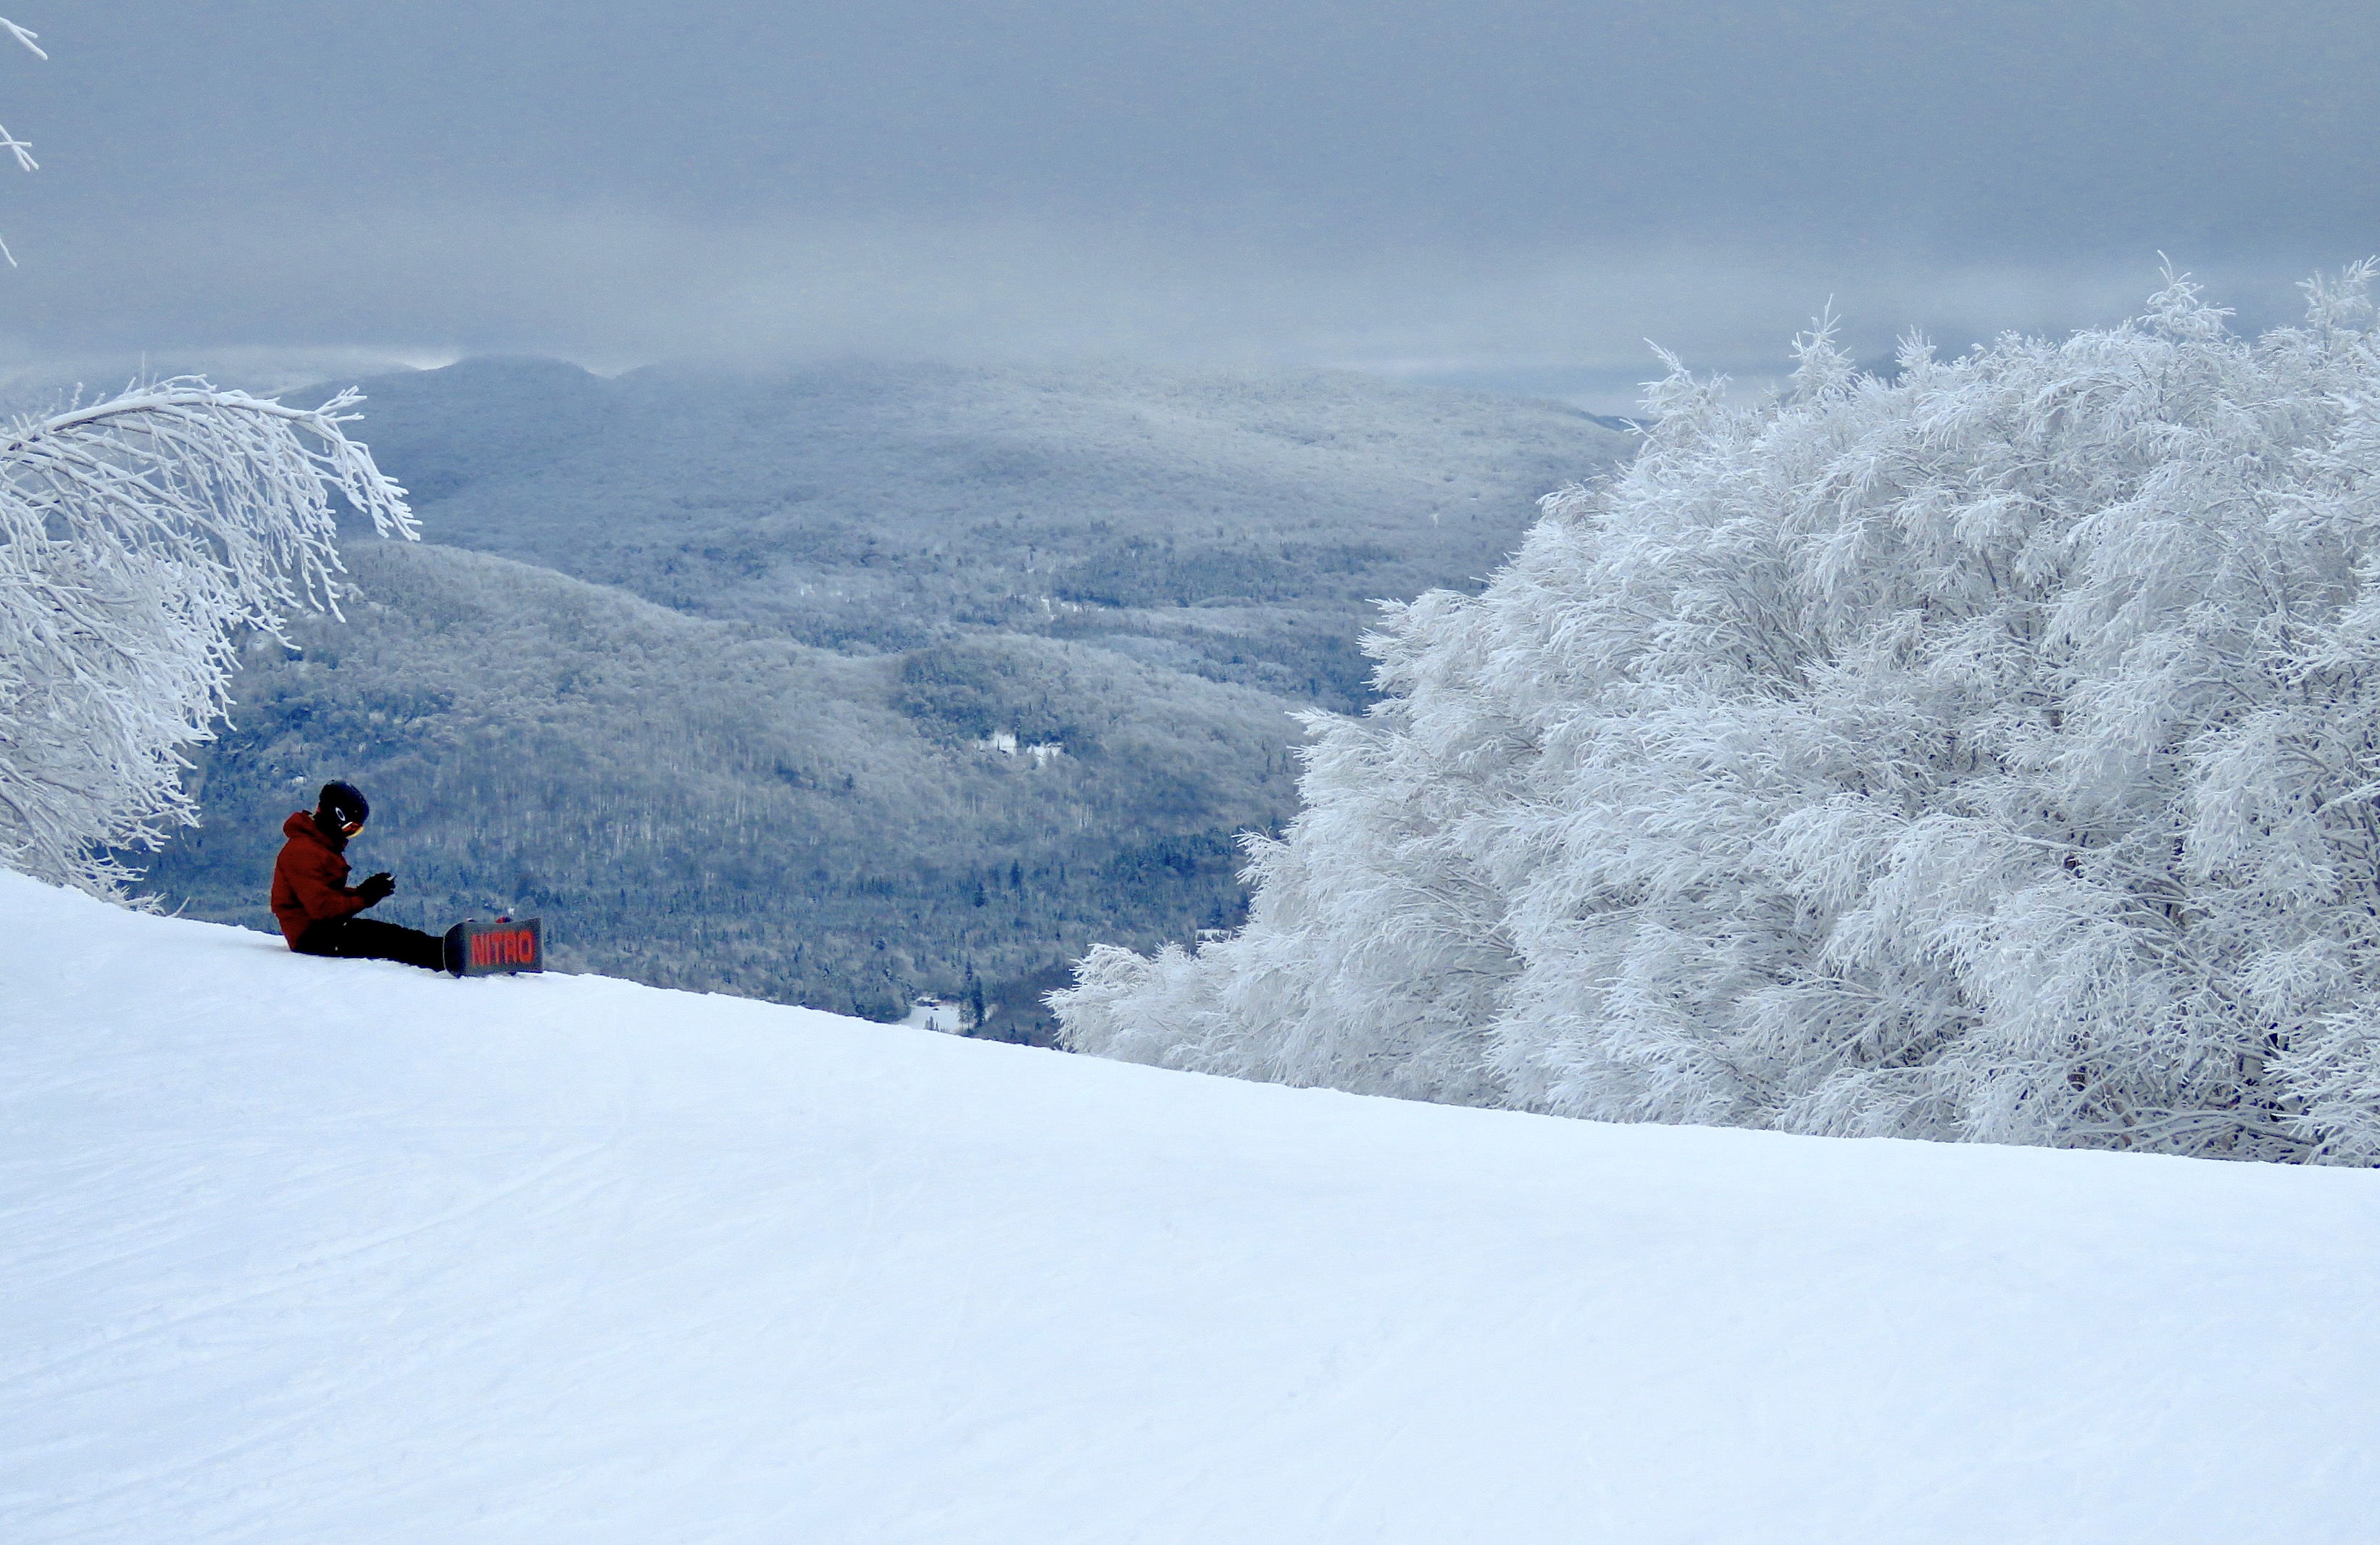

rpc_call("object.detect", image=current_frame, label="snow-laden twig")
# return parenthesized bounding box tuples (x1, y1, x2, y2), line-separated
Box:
(0, 14, 37, 265)
(0, 378, 415, 899)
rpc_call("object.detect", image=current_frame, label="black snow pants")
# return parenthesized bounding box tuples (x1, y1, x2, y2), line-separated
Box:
(294, 915, 446, 972)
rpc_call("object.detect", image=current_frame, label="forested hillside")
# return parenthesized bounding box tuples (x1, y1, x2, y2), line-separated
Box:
(146, 543, 1303, 1029)
(138, 361, 1626, 1029)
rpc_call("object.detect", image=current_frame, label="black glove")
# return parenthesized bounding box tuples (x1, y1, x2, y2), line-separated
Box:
(355, 871, 396, 906)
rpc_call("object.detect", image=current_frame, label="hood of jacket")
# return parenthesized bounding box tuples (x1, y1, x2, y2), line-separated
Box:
(283, 808, 347, 854)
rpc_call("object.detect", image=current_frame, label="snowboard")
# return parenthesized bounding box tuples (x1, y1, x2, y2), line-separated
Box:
(446, 916, 544, 977)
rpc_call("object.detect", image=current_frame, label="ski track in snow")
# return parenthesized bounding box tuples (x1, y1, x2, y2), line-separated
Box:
(3, 871, 2376, 1543)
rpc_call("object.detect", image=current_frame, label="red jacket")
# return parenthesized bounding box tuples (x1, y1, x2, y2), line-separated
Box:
(270, 810, 370, 946)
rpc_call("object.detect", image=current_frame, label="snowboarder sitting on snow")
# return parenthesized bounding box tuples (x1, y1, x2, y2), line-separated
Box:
(271, 781, 452, 972)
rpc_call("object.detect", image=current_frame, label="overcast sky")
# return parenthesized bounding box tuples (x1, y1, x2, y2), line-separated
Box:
(1, 1, 2372, 407)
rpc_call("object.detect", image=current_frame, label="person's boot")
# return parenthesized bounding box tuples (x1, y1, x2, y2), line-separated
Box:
(442, 923, 467, 977)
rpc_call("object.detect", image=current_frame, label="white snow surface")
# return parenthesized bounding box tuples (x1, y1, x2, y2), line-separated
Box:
(5, 871, 2376, 1544)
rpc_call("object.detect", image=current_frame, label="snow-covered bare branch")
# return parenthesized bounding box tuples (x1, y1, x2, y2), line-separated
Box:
(0, 380, 415, 899)
(0, 12, 41, 265)
(1057, 265, 2380, 1163)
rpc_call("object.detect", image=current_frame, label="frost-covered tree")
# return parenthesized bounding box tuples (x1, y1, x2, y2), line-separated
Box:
(0, 381, 415, 897)
(1057, 267, 2380, 1163)
(0, 19, 415, 896)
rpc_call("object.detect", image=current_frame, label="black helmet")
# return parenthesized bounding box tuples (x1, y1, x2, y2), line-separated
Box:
(317, 780, 370, 828)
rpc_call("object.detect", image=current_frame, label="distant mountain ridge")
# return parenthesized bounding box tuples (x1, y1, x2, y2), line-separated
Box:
(320, 357, 1630, 708)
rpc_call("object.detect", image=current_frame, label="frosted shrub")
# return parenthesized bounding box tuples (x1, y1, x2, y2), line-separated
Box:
(1057, 269, 2380, 1162)
(0, 381, 413, 897)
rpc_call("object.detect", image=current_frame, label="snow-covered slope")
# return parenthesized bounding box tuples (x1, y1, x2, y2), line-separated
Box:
(5, 872, 2375, 1544)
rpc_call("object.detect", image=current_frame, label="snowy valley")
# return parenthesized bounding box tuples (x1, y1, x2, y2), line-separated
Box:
(133, 359, 1628, 1031)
